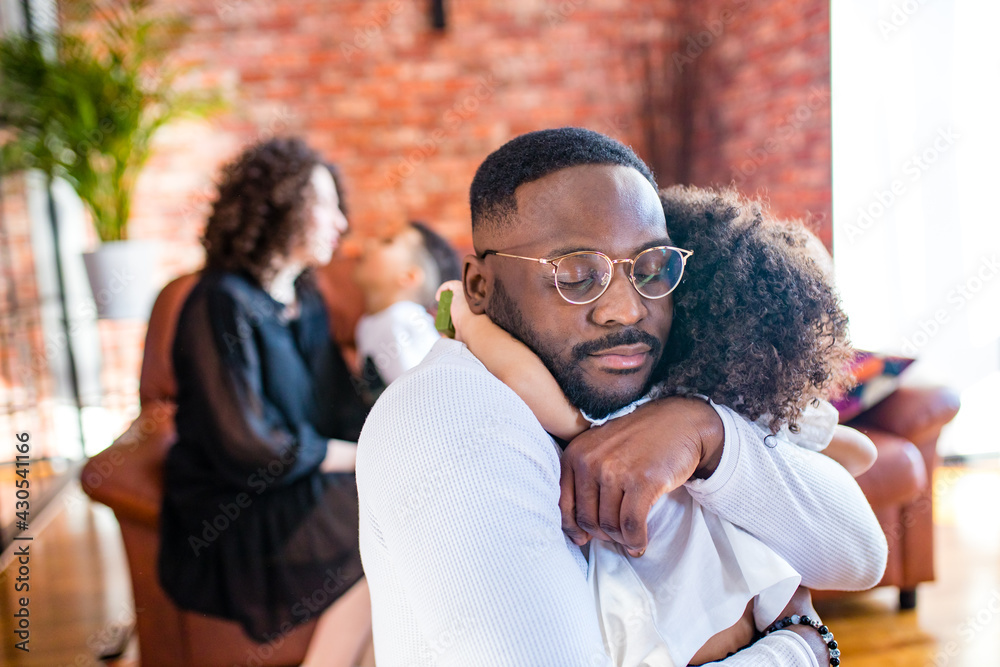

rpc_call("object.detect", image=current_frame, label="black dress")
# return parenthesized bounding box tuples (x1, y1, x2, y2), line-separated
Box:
(158, 270, 369, 642)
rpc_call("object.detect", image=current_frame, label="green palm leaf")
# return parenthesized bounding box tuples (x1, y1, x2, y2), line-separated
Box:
(0, 0, 223, 241)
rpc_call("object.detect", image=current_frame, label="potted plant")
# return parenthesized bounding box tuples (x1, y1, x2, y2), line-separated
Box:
(0, 0, 221, 318)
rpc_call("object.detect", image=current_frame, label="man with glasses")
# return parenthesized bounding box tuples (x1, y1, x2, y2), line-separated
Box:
(356, 128, 886, 665)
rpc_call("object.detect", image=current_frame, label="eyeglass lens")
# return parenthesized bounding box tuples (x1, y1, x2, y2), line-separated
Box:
(554, 248, 685, 303)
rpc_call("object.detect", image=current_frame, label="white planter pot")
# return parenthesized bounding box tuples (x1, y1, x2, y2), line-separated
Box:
(82, 240, 158, 320)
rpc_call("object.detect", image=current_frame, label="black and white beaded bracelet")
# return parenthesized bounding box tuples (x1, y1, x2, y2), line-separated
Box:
(762, 614, 841, 666)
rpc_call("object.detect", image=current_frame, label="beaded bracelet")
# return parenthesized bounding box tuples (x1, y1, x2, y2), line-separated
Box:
(762, 614, 841, 666)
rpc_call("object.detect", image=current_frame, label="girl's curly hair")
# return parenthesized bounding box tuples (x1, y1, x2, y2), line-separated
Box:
(203, 137, 343, 286)
(656, 185, 854, 433)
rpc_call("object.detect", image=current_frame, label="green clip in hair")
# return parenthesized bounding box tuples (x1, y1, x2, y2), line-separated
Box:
(435, 289, 456, 338)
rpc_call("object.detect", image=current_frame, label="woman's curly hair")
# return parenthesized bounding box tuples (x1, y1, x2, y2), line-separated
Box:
(655, 185, 854, 433)
(203, 137, 342, 286)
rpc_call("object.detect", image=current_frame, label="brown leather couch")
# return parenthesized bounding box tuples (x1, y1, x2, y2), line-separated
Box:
(81, 260, 369, 666)
(821, 385, 961, 609)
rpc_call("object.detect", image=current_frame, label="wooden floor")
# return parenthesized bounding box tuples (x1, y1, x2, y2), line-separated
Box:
(814, 461, 1000, 667)
(0, 461, 998, 666)
(0, 481, 138, 666)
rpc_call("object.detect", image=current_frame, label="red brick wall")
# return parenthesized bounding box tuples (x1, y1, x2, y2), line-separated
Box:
(676, 0, 833, 246)
(134, 0, 685, 265)
(138, 0, 689, 351)
(1, 0, 834, 458)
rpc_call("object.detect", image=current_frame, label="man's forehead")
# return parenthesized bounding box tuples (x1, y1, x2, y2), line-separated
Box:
(515, 163, 654, 207)
(509, 164, 667, 252)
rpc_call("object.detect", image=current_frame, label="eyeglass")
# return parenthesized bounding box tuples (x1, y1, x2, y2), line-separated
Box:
(481, 245, 693, 305)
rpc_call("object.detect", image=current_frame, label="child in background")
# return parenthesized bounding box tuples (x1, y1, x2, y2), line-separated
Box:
(437, 185, 879, 666)
(353, 221, 461, 397)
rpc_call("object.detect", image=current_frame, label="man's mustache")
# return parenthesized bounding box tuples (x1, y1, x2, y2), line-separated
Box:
(572, 328, 663, 361)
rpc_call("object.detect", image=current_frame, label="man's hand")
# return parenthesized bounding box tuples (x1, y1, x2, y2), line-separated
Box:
(560, 396, 724, 555)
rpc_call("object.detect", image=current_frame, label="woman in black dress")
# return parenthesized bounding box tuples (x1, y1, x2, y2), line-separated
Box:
(159, 138, 372, 665)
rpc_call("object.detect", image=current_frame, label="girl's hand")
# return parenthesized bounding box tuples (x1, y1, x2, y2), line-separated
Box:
(689, 600, 755, 665)
(435, 280, 475, 343)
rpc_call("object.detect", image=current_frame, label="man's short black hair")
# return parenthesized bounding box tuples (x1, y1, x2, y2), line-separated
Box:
(410, 221, 461, 309)
(469, 127, 656, 241)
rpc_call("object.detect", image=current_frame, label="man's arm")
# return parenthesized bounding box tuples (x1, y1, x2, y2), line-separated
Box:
(562, 396, 887, 590)
(358, 353, 611, 666)
(713, 630, 821, 666)
(705, 586, 828, 666)
(688, 402, 887, 590)
(559, 396, 723, 554)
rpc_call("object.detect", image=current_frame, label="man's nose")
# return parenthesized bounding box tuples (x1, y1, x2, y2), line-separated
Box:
(591, 264, 646, 327)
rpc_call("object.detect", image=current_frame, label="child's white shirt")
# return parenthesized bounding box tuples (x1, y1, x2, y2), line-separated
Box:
(584, 398, 839, 667)
(355, 300, 440, 385)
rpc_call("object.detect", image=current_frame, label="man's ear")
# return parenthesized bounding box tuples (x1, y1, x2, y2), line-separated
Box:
(463, 254, 489, 315)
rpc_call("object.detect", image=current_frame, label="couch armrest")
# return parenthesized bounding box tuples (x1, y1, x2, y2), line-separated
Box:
(852, 429, 928, 507)
(849, 386, 960, 445)
(80, 401, 176, 526)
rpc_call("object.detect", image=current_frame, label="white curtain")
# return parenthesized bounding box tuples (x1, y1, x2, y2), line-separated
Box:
(832, 0, 1000, 456)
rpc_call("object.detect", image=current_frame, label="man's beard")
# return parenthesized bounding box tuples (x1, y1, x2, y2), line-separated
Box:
(486, 278, 662, 420)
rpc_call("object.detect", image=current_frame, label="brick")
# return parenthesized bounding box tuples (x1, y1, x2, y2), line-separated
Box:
(3, 0, 832, 460)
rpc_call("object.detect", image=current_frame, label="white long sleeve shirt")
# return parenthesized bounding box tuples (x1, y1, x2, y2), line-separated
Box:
(589, 399, 861, 666)
(357, 339, 887, 666)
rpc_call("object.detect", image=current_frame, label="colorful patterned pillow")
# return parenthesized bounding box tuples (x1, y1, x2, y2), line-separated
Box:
(832, 351, 916, 422)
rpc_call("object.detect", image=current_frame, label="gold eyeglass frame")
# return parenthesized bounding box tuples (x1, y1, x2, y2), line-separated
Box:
(481, 245, 693, 305)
